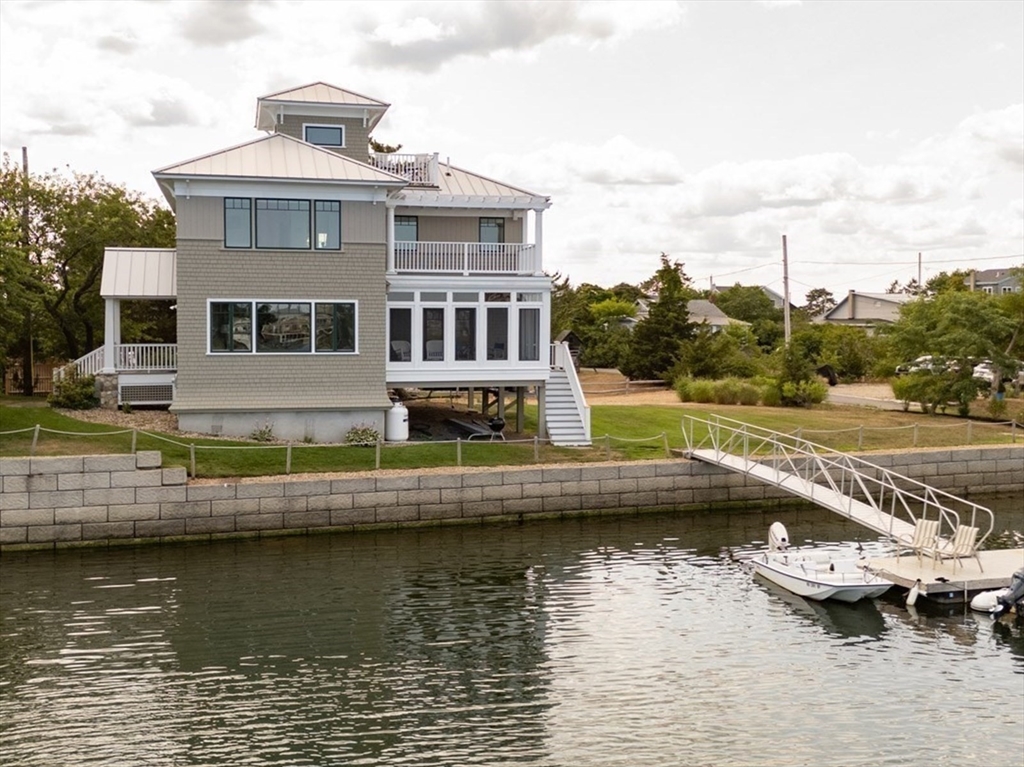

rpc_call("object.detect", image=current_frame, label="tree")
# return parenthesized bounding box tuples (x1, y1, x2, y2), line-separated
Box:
(369, 137, 403, 153)
(802, 287, 836, 318)
(923, 270, 970, 296)
(0, 154, 175, 386)
(589, 298, 635, 324)
(620, 255, 696, 380)
(712, 284, 784, 350)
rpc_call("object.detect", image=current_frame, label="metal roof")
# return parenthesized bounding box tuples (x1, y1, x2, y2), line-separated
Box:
(153, 133, 407, 185)
(399, 162, 551, 209)
(100, 248, 177, 299)
(258, 82, 389, 108)
(255, 82, 390, 131)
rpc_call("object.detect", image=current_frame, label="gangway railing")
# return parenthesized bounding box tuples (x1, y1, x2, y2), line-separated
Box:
(682, 414, 994, 548)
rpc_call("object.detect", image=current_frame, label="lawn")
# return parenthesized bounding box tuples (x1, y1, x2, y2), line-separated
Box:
(1, 394, 1020, 479)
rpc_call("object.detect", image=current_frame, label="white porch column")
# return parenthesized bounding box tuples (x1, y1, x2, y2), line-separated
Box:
(101, 298, 119, 373)
(386, 202, 396, 273)
(533, 208, 544, 274)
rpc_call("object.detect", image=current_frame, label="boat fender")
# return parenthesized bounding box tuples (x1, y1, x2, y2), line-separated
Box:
(906, 579, 921, 607)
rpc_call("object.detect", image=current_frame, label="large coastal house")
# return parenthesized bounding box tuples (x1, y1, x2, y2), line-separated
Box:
(72, 82, 590, 445)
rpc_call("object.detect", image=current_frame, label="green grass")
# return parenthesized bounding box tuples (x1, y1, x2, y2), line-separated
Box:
(2, 395, 1020, 479)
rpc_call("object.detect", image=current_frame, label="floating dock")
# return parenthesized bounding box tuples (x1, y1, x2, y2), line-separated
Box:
(865, 549, 1024, 605)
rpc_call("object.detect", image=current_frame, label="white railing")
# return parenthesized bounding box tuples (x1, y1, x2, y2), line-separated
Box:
(53, 348, 105, 382)
(550, 342, 591, 441)
(681, 414, 994, 546)
(368, 152, 438, 186)
(53, 344, 177, 382)
(394, 242, 538, 275)
(115, 343, 177, 371)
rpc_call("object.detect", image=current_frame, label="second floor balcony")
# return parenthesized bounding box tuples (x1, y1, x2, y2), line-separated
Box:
(368, 152, 439, 186)
(391, 242, 539, 275)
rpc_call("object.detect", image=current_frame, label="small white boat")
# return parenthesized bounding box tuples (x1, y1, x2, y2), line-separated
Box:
(750, 522, 894, 603)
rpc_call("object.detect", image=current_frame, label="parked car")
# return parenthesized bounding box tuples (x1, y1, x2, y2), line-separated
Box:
(896, 355, 947, 375)
(972, 360, 1024, 385)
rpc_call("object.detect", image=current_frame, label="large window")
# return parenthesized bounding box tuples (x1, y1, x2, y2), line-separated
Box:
(224, 198, 342, 250)
(455, 307, 476, 361)
(210, 302, 252, 352)
(304, 125, 344, 147)
(314, 201, 341, 250)
(256, 200, 310, 249)
(479, 217, 505, 244)
(389, 307, 412, 361)
(209, 300, 356, 354)
(395, 216, 418, 241)
(224, 198, 251, 248)
(316, 303, 356, 353)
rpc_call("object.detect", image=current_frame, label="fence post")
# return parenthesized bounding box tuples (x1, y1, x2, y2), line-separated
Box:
(457, 438, 462, 467)
(605, 434, 611, 459)
(1012, 420, 1017, 444)
(858, 425, 863, 451)
(31, 424, 40, 456)
(131, 428, 137, 454)
(189, 444, 196, 478)
(533, 435, 539, 462)
(913, 424, 918, 447)
(966, 421, 972, 445)
(663, 431, 670, 458)
(375, 438, 381, 470)
(286, 444, 292, 474)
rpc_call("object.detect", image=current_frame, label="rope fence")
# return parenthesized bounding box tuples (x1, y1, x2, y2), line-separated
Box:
(1, 417, 1018, 479)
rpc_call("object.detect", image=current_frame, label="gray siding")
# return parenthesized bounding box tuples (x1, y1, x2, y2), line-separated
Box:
(175, 198, 385, 246)
(415, 215, 523, 243)
(176, 197, 223, 241)
(173, 238, 389, 412)
(275, 114, 370, 163)
(345, 201, 386, 243)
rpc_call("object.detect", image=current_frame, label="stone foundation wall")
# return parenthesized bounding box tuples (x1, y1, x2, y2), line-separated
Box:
(2, 446, 1022, 550)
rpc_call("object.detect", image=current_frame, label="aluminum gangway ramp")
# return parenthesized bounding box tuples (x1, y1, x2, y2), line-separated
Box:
(681, 415, 994, 547)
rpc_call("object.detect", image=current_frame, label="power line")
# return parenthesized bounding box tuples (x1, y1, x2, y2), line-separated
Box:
(794, 254, 1023, 266)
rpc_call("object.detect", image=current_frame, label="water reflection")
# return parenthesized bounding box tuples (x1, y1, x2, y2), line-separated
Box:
(1, 496, 1022, 767)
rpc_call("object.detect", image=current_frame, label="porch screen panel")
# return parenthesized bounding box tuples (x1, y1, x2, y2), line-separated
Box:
(315, 303, 355, 353)
(423, 308, 445, 361)
(519, 308, 540, 361)
(256, 302, 312, 353)
(487, 307, 508, 360)
(455, 308, 476, 361)
(389, 308, 412, 361)
(210, 302, 252, 353)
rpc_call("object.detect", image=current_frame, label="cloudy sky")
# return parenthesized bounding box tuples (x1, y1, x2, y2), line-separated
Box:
(2, 0, 1022, 301)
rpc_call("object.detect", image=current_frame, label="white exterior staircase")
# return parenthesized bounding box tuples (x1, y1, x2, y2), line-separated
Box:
(546, 344, 591, 446)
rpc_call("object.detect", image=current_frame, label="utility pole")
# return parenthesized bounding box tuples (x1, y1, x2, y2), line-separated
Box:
(917, 252, 922, 290)
(21, 146, 34, 397)
(782, 235, 791, 345)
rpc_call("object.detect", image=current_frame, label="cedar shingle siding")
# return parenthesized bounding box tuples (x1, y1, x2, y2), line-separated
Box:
(173, 207, 390, 413)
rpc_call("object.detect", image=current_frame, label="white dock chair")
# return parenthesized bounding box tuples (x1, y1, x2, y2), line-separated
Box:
(897, 519, 940, 564)
(933, 525, 982, 572)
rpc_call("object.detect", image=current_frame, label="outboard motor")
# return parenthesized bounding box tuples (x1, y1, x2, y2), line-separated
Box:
(992, 568, 1024, 619)
(768, 522, 789, 552)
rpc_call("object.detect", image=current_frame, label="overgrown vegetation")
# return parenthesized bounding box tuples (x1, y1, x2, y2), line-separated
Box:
(46, 372, 98, 410)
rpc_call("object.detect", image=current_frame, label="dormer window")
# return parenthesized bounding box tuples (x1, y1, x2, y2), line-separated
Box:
(304, 124, 345, 147)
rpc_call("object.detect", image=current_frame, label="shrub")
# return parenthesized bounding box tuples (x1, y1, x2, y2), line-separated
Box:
(737, 382, 761, 406)
(689, 380, 715, 404)
(713, 378, 741, 405)
(987, 396, 1008, 421)
(345, 423, 380, 446)
(674, 376, 694, 402)
(48, 372, 98, 410)
(761, 384, 781, 407)
(781, 380, 828, 407)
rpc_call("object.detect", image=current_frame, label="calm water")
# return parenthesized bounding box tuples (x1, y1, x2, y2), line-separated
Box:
(2, 497, 1023, 767)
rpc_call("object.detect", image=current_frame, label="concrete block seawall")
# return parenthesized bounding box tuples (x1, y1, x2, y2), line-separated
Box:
(2, 446, 1022, 550)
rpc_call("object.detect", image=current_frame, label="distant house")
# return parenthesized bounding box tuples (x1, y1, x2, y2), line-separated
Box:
(966, 268, 1021, 295)
(709, 283, 793, 311)
(687, 299, 749, 332)
(821, 290, 913, 332)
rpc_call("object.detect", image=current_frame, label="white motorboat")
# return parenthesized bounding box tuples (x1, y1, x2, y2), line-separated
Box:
(970, 567, 1024, 617)
(750, 522, 894, 603)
